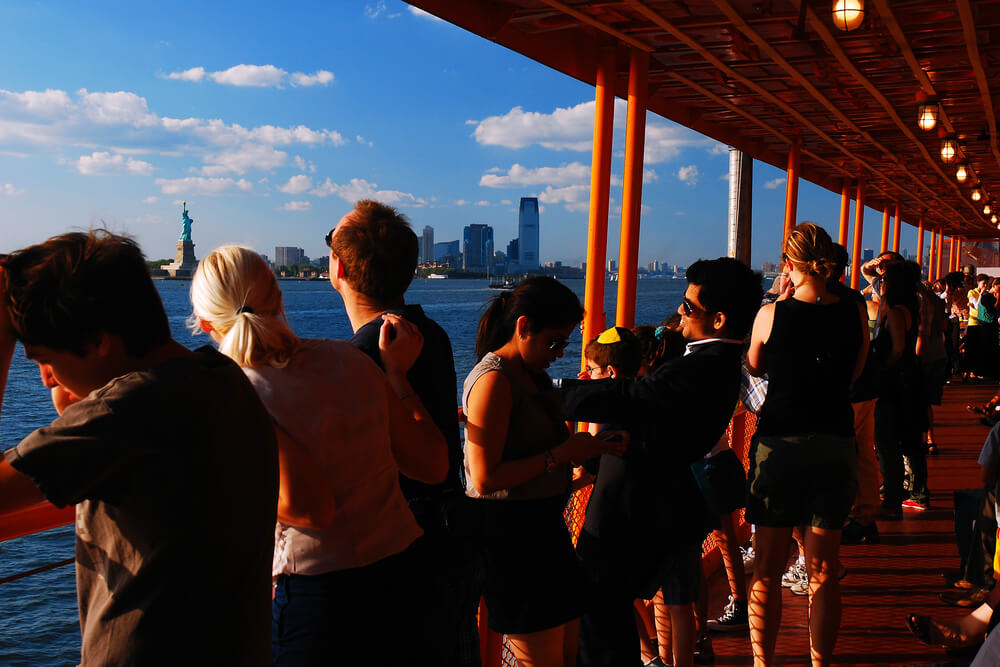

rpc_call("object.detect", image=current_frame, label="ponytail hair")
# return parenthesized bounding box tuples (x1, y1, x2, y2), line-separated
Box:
(189, 245, 299, 368)
(783, 222, 836, 279)
(475, 276, 584, 360)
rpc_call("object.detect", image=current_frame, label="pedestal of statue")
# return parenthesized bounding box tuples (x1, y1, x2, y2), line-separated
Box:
(164, 241, 198, 278)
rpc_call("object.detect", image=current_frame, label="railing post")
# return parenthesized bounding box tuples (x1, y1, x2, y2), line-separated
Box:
(582, 45, 617, 365)
(615, 48, 647, 329)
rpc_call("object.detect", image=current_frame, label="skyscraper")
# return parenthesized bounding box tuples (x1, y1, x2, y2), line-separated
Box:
(421, 225, 434, 264)
(518, 197, 539, 269)
(463, 224, 494, 272)
(275, 246, 307, 268)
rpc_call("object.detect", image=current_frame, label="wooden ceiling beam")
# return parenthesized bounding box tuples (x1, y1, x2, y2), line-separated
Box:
(537, 0, 655, 51)
(955, 0, 1000, 178)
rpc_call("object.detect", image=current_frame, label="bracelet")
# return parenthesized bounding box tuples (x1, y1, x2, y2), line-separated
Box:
(543, 449, 557, 473)
(396, 391, 414, 402)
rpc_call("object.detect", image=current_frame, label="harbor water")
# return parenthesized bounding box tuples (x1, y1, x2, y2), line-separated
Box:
(0, 276, 688, 666)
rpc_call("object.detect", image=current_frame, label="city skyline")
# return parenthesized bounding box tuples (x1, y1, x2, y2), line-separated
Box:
(1, 1, 939, 269)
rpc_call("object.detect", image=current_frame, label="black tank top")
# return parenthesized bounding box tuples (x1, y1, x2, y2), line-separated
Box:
(757, 297, 863, 437)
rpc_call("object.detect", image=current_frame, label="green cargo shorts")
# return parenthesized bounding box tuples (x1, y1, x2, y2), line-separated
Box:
(746, 432, 859, 529)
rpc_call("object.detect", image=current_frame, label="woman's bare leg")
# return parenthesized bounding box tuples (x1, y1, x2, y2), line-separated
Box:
(653, 590, 673, 664)
(668, 603, 696, 667)
(718, 511, 748, 601)
(804, 526, 843, 667)
(507, 621, 578, 667)
(749, 525, 794, 666)
(636, 601, 657, 663)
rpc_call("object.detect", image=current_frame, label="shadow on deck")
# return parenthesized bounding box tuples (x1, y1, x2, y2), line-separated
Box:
(707, 382, 997, 666)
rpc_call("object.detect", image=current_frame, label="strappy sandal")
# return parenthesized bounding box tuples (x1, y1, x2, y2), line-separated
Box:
(904, 613, 980, 648)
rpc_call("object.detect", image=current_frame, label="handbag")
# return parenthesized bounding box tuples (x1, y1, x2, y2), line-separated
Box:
(690, 448, 747, 515)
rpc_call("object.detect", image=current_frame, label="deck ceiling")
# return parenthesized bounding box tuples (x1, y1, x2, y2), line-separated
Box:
(409, 0, 1000, 239)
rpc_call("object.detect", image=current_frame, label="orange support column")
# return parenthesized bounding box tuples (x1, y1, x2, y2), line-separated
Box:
(783, 139, 800, 240)
(880, 207, 890, 254)
(582, 46, 617, 367)
(916, 216, 925, 273)
(935, 231, 944, 279)
(948, 236, 956, 273)
(850, 173, 865, 289)
(956, 237, 964, 272)
(615, 49, 648, 330)
(892, 202, 901, 253)
(930, 230, 939, 281)
(838, 181, 851, 247)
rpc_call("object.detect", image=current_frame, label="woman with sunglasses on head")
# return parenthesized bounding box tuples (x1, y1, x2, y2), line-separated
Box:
(745, 223, 868, 667)
(463, 276, 627, 667)
(189, 246, 448, 667)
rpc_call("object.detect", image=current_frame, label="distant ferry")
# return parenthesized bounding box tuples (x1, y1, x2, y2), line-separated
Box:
(427, 273, 448, 279)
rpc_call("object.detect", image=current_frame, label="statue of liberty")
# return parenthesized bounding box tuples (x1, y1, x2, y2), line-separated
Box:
(180, 202, 194, 242)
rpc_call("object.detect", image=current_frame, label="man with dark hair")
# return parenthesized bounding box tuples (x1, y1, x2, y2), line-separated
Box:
(557, 257, 762, 667)
(327, 200, 481, 665)
(0, 230, 277, 666)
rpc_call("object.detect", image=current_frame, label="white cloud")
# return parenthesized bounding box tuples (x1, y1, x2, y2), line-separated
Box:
(480, 162, 591, 188)
(279, 174, 313, 194)
(211, 64, 287, 87)
(355, 134, 373, 147)
(409, 7, 443, 20)
(0, 89, 73, 116)
(311, 177, 424, 206)
(283, 200, 311, 211)
(290, 70, 334, 87)
(643, 168, 658, 183)
(165, 65, 334, 89)
(720, 173, 731, 181)
(455, 199, 468, 206)
(476, 200, 490, 206)
(677, 165, 699, 186)
(77, 89, 157, 126)
(764, 177, 786, 190)
(156, 176, 252, 195)
(201, 144, 287, 176)
(166, 67, 207, 82)
(537, 184, 590, 212)
(364, 1, 399, 19)
(143, 196, 159, 204)
(472, 100, 711, 162)
(708, 143, 730, 155)
(501, 199, 512, 205)
(2, 183, 25, 195)
(77, 151, 154, 175)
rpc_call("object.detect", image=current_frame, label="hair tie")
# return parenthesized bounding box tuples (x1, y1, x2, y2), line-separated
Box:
(237, 305, 254, 315)
(654, 325, 666, 340)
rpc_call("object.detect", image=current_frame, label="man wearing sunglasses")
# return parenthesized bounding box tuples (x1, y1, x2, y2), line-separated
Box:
(557, 257, 762, 667)
(326, 199, 482, 666)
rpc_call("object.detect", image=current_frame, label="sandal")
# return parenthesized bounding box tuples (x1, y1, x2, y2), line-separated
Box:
(904, 613, 979, 648)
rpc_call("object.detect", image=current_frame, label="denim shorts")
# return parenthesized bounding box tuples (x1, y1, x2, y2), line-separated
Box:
(746, 432, 858, 529)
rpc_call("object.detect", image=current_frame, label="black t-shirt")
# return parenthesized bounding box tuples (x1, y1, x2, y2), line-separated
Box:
(828, 279, 878, 402)
(757, 298, 863, 437)
(351, 305, 463, 507)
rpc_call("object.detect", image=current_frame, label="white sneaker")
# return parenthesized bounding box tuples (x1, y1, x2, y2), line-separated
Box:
(781, 559, 807, 588)
(741, 546, 756, 574)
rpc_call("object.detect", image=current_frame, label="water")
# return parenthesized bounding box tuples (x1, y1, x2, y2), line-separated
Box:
(0, 276, 687, 666)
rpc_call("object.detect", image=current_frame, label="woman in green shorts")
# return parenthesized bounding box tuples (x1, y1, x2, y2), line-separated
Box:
(744, 223, 869, 667)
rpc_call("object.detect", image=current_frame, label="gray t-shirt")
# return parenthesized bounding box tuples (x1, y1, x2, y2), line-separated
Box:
(5, 346, 277, 667)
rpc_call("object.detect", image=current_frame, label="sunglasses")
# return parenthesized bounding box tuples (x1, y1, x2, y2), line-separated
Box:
(681, 297, 702, 316)
(324, 230, 334, 249)
(549, 337, 570, 352)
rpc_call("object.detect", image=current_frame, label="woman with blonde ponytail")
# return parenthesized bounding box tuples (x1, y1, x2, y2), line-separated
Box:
(190, 245, 448, 667)
(745, 223, 869, 667)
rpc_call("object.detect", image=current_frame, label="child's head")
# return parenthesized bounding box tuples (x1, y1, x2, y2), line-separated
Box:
(1, 230, 170, 358)
(582, 326, 641, 379)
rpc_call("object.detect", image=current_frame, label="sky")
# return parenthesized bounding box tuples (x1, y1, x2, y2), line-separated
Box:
(0, 0, 931, 269)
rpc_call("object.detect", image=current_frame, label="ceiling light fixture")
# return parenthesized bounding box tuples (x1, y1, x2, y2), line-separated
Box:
(956, 163, 969, 183)
(832, 0, 865, 31)
(940, 135, 959, 164)
(917, 97, 939, 131)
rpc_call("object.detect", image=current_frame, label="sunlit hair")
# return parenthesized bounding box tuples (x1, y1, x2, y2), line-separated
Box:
(189, 245, 298, 368)
(783, 222, 836, 279)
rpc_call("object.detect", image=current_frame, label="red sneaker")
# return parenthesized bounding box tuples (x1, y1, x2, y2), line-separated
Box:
(902, 498, 929, 511)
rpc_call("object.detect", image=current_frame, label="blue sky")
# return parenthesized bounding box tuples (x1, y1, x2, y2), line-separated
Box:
(0, 0, 929, 268)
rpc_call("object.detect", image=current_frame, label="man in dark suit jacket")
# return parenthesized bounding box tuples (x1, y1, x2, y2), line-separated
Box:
(560, 257, 762, 667)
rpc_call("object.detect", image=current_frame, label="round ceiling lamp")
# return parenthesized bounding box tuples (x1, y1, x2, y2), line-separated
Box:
(956, 163, 969, 183)
(993, 214, 999, 225)
(832, 0, 865, 31)
(972, 186, 983, 202)
(985, 203, 993, 216)
(917, 99, 939, 131)
(940, 136, 959, 164)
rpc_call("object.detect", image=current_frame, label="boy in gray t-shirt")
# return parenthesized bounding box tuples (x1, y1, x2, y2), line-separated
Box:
(0, 231, 278, 666)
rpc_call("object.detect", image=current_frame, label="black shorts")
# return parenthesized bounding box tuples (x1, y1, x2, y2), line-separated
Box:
(477, 496, 585, 635)
(746, 433, 858, 529)
(652, 545, 703, 605)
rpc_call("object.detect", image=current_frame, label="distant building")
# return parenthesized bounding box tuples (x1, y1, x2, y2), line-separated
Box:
(518, 197, 540, 269)
(607, 259, 617, 272)
(863, 248, 874, 262)
(463, 224, 494, 272)
(762, 261, 777, 273)
(506, 238, 520, 272)
(260, 254, 271, 266)
(275, 246, 307, 268)
(421, 225, 434, 264)
(434, 240, 461, 265)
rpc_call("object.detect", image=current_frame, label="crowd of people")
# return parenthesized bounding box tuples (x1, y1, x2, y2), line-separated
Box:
(0, 208, 995, 666)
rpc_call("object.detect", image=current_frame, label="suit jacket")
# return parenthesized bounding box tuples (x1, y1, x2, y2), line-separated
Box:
(560, 340, 742, 597)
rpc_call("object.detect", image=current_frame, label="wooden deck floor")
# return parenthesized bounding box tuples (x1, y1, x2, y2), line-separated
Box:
(707, 382, 998, 666)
